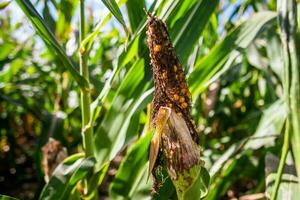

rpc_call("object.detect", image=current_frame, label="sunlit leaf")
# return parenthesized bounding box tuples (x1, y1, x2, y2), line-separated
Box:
(0, 0, 11, 10)
(39, 155, 96, 200)
(182, 167, 210, 200)
(265, 153, 299, 200)
(244, 99, 287, 149)
(188, 11, 277, 95)
(15, 0, 88, 89)
(100, 0, 128, 34)
(110, 131, 152, 199)
(94, 59, 152, 168)
(0, 195, 19, 200)
(171, 0, 219, 64)
(126, 0, 146, 32)
(277, 0, 300, 187)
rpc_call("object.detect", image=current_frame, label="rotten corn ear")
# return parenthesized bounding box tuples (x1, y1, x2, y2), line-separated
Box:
(146, 13, 197, 142)
(146, 12, 207, 199)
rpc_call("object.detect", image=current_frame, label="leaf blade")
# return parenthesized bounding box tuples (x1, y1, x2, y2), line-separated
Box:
(15, 0, 88, 89)
(100, 0, 128, 34)
(188, 11, 277, 95)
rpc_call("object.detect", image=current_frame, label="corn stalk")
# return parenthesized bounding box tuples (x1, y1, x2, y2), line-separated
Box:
(273, 0, 300, 199)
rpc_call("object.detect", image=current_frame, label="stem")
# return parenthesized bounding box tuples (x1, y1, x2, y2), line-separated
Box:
(79, 0, 94, 157)
(271, 120, 290, 200)
(277, 0, 300, 193)
(79, 1, 96, 198)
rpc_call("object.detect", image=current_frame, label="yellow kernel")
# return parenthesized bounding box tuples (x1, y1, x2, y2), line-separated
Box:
(181, 102, 188, 108)
(173, 94, 179, 101)
(154, 44, 161, 52)
(179, 97, 185, 103)
(168, 103, 173, 108)
(162, 72, 167, 79)
(181, 88, 187, 94)
(173, 65, 177, 72)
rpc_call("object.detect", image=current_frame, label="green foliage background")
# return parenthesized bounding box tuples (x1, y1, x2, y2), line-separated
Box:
(0, 0, 299, 199)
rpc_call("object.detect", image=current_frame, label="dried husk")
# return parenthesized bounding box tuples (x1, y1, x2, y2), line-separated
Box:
(149, 107, 205, 198)
(42, 138, 68, 183)
(146, 12, 209, 199)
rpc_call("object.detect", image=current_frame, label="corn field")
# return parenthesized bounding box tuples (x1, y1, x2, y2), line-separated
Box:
(0, 0, 299, 199)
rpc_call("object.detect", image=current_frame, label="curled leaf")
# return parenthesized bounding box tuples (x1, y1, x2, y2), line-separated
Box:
(149, 107, 205, 198)
(149, 107, 171, 176)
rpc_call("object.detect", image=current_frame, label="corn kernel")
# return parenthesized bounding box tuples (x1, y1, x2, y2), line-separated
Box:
(181, 102, 188, 108)
(173, 65, 177, 72)
(162, 72, 167, 79)
(180, 83, 186, 88)
(173, 94, 179, 101)
(179, 97, 185, 103)
(154, 44, 161, 52)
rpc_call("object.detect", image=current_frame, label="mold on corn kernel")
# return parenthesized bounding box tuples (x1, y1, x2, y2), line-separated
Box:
(180, 83, 187, 90)
(179, 97, 185, 103)
(173, 65, 178, 72)
(162, 72, 167, 79)
(146, 12, 198, 143)
(181, 88, 187, 94)
(181, 102, 188, 109)
(154, 44, 162, 52)
(173, 94, 179, 101)
(160, 109, 166, 115)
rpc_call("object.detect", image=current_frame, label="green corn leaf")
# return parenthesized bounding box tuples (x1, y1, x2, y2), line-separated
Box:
(0, 0, 11, 9)
(125, 0, 146, 32)
(244, 99, 287, 150)
(39, 155, 96, 200)
(92, 0, 220, 175)
(188, 11, 277, 95)
(93, 59, 152, 168)
(100, 0, 129, 34)
(210, 100, 287, 179)
(180, 167, 210, 200)
(205, 155, 251, 200)
(109, 131, 152, 199)
(266, 173, 299, 200)
(277, 0, 300, 189)
(171, 0, 219, 64)
(265, 153, 299, 200)
(81, 0, 128, 53)
(0, 59, 23, 83)
(0, 195, 19, 200)
(56, 0, 78, 42)
(15, 0, 89, 90)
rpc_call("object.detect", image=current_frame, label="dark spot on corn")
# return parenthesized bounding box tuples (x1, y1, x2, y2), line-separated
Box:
(146, 12, 198, 142)
(146, 12, 202, 193)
